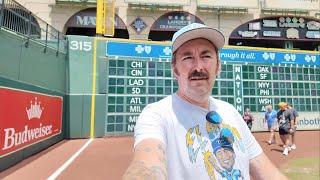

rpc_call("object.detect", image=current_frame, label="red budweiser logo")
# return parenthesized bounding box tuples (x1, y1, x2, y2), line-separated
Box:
(0, 87, 63, 157)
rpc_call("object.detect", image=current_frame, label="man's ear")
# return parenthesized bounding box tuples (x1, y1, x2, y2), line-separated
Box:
(215, 60, 221, 75)
(172, 65, 180, 78)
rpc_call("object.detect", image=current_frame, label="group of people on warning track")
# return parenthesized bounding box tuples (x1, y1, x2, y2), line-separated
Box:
(243, 102, 299, 156)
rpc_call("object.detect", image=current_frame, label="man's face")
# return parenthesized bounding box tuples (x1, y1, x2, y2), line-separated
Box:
(173, 38, 219, 97)
(215, 147, 235, 170)
(266, 105, 272, 112)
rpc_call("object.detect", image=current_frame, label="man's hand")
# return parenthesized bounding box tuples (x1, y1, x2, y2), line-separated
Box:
(289, 128, 294, 134)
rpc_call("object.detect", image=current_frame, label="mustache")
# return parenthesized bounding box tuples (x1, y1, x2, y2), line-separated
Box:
(188, 70, 209, 79)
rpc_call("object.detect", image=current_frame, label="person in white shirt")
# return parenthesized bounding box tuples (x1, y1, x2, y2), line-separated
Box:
(123, 23, 287, 180)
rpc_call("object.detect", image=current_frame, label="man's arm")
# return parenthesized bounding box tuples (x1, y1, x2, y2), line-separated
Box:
(250, 153, 288, 180)
(250, 114, 254, 121)
(123, 138, 167, 180)
(289, 111, 295, 129)
(293, 109, 299, 126)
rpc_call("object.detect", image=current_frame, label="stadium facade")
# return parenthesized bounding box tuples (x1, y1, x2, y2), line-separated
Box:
(9, 0, 320, 134)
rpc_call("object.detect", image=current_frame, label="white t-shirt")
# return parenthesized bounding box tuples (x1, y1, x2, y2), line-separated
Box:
(134, 94, 262, 180)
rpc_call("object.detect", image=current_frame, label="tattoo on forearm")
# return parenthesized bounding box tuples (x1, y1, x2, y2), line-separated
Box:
(123, 161, 167, 180)
(157, 144, 165, 156)
(124, 143, 167, 180)
(123, 161, 153, 179)
(144, 147, 152, 152)
(150, 165, 168, 180)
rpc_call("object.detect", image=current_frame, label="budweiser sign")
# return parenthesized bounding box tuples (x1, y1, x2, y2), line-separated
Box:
(0, 87, 63, 157)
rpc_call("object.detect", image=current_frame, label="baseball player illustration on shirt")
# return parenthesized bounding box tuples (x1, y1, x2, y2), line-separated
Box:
(185, 111, 244, 180)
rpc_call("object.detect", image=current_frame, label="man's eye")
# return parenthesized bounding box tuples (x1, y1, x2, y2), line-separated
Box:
(202, 55, 212, 59)
(182, 56, 193, 61)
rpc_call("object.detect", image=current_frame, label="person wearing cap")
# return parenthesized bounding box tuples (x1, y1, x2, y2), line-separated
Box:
(124, 23, 287, 180)
(264, 105, 278, 145)
(276, 102, 295, 156)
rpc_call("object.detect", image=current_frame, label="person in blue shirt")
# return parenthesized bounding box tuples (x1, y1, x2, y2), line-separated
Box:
(264, 105, 278, 145)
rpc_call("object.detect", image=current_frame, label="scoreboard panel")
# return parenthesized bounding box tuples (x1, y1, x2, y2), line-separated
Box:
(104, 40, 320, 134)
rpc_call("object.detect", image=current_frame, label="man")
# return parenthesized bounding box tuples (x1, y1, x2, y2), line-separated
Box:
(264, 105, 278, 145)
(277, 102, 295, 156)
(287, 103, 298, 149)
(123, 23, 287, 180)
(242, 108, 254, 131)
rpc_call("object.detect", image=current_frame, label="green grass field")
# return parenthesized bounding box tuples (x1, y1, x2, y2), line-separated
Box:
(281, 158, 320, 180)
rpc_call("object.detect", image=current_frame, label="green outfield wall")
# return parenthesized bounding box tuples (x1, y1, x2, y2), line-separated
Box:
(0, 29, 67, 93)
(66, 35, 319, 136)
(0, 28, 67, 170)
(67, 35, 105, 138)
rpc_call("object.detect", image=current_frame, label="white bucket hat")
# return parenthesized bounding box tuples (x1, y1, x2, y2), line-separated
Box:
(172, 23, 225, 54)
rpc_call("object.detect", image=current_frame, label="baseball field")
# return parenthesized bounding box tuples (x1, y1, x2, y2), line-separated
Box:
(0, 131, 319, 180)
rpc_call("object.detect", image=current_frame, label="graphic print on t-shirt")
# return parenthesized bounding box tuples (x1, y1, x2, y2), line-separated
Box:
(185, 111, 245, 180)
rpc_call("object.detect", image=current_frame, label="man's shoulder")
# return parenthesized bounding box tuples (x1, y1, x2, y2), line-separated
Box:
(276, 110, 282, 116)
(284, 109, 292, 114)
(291, 108, 298, 115)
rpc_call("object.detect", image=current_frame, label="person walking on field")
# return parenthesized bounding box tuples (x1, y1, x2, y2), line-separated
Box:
(243, 108, 254, 131)
(124, 23, 287, 180)
(264, 105, 278, 145)
(277, 102, 295, 156)
(287, 103, 298, 150)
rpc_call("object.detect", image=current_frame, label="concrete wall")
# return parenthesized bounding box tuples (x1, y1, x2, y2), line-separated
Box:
(14, 0, 319, 42)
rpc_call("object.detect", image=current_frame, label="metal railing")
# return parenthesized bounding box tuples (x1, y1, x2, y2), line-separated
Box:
(0, 0, 67, 54)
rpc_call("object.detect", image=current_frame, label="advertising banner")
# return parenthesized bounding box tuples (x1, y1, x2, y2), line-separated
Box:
(219, 48, 320, 67)
(229, 16, 320, 41)
(0, 87, 63, 157)
(66, 8, 126, 29)
(106, 41, 172, 59)
(106, 40, 320, 67)
(151, 12, 203, 31)
(197, 0, 259, 8)
(263, 0, 320, 11)
(251, 112, 320, 132)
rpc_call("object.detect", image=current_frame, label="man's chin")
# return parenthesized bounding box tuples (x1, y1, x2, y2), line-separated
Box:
(187, 85, 210, 95)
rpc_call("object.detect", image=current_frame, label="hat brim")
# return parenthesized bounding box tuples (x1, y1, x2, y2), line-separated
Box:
(172, 27, 225, 54)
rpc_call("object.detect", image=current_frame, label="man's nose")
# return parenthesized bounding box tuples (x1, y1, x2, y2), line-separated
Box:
(193, 57, 205, 71)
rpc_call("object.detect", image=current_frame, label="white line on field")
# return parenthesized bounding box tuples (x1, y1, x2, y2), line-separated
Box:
(47, 138, 93, 180)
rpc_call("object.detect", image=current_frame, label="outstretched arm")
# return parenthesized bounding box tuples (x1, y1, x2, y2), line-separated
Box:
(250, 153, 288, 180)
(123, 138, 167, 180)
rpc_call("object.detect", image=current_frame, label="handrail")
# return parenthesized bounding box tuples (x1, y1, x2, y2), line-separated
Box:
(0, 0, 68, 54)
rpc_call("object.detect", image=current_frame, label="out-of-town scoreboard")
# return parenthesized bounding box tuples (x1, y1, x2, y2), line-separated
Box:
(104, 40, 320, 134)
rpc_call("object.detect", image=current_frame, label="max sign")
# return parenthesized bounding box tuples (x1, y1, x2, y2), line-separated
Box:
(0, 87, 63, 157)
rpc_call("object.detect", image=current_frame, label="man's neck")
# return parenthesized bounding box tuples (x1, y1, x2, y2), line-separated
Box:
(177, 90, 210, 110)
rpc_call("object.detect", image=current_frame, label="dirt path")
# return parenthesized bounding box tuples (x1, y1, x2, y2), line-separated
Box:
(254, 131, 320, 168)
